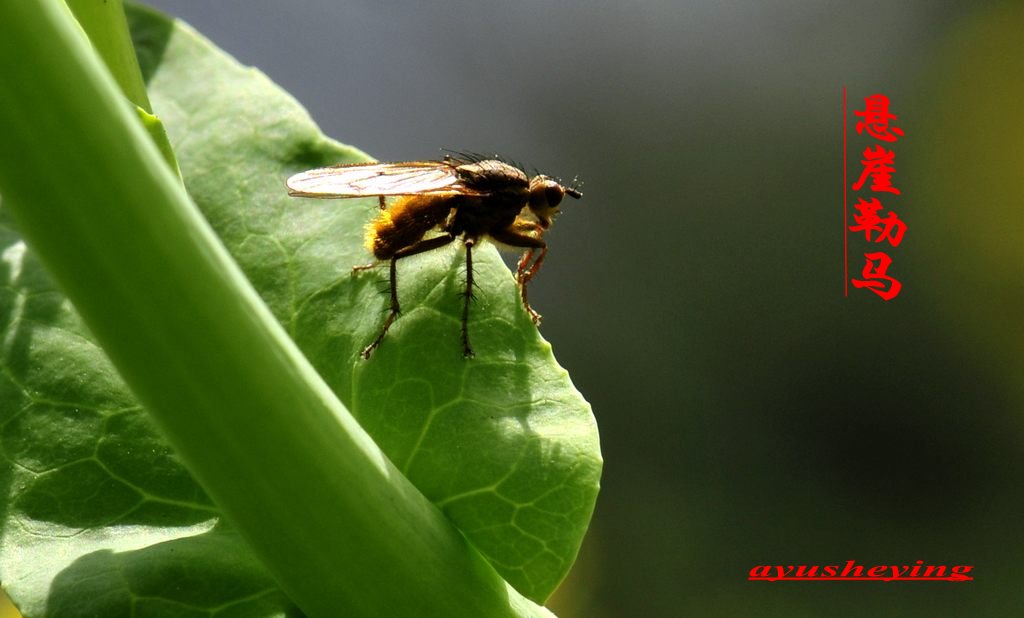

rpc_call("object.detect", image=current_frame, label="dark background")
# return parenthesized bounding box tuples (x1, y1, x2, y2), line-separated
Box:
(143, 1, 1024, 615)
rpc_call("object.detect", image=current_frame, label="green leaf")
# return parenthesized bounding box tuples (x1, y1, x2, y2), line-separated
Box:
(132, 4, 602, 601)
(0, 2, 600, 614)
(0, 219, 297, 616)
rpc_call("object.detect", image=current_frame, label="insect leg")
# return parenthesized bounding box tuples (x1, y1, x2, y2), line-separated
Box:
(361, 233, 456, 359)
(378, 195, 387, 210)
(462, 238, 476, 358)
(516, 246, 548, 285)
(515, 250, 534, 283)
(361, 257, 400, 359)
(352, 261, 380, 273)
(517, 247, 548, 323)
(491, 224, 547, 325)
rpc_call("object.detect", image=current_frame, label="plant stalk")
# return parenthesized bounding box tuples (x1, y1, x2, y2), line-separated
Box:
(0, 1, 550, 615)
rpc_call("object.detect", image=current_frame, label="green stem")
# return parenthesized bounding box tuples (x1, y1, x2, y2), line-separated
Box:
(65, 0, 180, 175)
(0, 1, 550, 616)
(66, 0, 151, 111)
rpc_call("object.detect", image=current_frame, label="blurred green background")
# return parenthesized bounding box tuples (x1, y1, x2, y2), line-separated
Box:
(136, 1, 1024, 615)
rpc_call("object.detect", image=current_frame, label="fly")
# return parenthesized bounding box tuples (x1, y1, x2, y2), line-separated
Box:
(287, 152, 582, 359)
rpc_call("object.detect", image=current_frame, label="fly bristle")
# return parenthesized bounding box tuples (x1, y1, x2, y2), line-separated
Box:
(440, 149, 529, 174)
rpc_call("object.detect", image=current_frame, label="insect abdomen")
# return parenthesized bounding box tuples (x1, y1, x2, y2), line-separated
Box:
(365, 195, 455, 259)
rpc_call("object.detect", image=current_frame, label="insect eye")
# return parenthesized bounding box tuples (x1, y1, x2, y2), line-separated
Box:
(529, 178, 562, 209)
(545, 185, 565, 208)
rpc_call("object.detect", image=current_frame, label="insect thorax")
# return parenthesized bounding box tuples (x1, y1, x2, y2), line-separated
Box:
(455, 160, 530, 195)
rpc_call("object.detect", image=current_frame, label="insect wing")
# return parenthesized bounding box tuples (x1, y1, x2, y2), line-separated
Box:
(287, 161, 486, 198)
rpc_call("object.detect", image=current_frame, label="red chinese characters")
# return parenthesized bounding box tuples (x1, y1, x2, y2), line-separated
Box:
(854, 94, 905, 142)
(849, 93, 905, 300)
(849, 197, 906, 246)
(851, 252, 902, 301)
(852, 145, 900, 195)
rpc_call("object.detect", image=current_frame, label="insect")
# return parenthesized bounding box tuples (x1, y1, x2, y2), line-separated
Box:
(286, 152, 582, 359)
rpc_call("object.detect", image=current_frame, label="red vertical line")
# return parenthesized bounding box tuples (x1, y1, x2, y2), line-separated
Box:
(843, 86, 848, 297)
